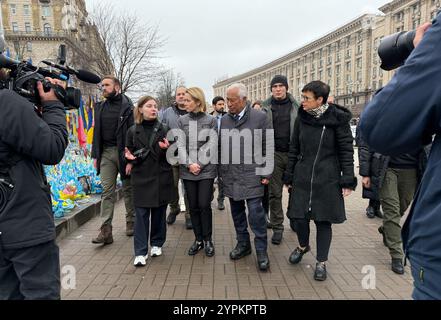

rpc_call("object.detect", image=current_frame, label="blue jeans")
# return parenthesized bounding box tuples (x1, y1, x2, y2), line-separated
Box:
(134, 206, 167, 256)
(229, 197, 267, 252)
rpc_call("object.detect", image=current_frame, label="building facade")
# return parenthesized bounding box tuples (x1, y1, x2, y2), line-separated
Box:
(1, 0, 109, 95)
(213, 0, 441, 117)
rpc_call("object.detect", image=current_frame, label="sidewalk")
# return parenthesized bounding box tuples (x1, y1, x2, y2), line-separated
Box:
(59, 152, 414, 300)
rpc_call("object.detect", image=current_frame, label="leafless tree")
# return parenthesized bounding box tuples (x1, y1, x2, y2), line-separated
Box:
(155, 69, 185, 109)
(91, 3, 165, 96)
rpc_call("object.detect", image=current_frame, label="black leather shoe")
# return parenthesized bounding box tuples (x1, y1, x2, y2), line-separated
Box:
(314, 262, 327, 281)
(167, 212, 179, 225)
(256, 251, 270, 271)
(204, 241, 215, 257)
(289, 246, 311, 265)
(271, 230, 283, 245)
(229, 242, 252, 260)
(366, 206, 376, 219)
(188, 241, 204, 256)
(392, 258, 405, 275)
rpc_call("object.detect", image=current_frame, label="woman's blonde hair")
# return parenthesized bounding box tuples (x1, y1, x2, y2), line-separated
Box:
(186, 87, 207, 113)
(134, 95, 158, 124)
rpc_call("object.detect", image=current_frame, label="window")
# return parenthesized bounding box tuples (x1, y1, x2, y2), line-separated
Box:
(12, 22, 19, 33)
(42, 5, 51, 17)
(336, 52, 341, 63)
(23, 5, 30, 16)
(43, 23, 52, 35)
(10, 4, 17, 15)
(357, 58, 362, 69)
(413, 19, 419, 29)
(346, 49, 351, 59)
(25, 23, 32, 33)
(26, 42, 32, 52)
(357, 44, 362, 55)
(336, 65, 341, 75)
(327, 68, 332, 78)
(357, 71, 362, 82)
(346, 61, 351, 72)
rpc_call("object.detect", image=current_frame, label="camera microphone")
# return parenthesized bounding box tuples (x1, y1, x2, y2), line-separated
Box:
(75, 69, 102, 84)
(42, 61, 101, 84)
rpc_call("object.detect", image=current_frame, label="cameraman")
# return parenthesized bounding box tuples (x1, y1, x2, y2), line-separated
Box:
(0, 75, 68, 299)
(359, 17, 439, 300)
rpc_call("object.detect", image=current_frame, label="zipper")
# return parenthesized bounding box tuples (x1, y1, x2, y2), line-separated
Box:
(308, 125, 326, 212)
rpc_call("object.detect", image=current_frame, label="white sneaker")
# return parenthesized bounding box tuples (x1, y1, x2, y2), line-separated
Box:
(151, 246, 162, 257)
(133, 255, 148, 266)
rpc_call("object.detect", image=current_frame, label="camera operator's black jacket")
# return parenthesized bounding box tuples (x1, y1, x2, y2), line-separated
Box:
(0, 90, 68, 250)
(91, 94, 134, 180)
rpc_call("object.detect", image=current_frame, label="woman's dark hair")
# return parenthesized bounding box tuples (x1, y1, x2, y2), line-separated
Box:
(302, 81, 331, 104)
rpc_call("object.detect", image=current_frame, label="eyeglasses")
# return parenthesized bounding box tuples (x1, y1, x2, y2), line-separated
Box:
(301, 95, 315, 101)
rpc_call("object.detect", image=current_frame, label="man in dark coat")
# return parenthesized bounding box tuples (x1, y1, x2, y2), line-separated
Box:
(220, 83, 272, 272)
(359, 19, 440, 299)
(0, 79, 68, 299)
(91, 76, 135, 244)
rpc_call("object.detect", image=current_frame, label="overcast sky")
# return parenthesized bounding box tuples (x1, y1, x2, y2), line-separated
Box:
(85, 0, 389, 101)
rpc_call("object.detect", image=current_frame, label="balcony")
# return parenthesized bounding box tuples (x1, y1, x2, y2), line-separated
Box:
(4, 30, 71, 40)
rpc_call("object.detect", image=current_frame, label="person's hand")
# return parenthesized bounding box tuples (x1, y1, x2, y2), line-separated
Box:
(414, 22, 432, 48)
(159, 138, 170, 150)
(261, 178, 270, 185)
(342, 188, 352, 197)
(93, 159, 97, 169)
(37, 77, 66, 103)
(125, 147, 136, 161)
(126, 163, 133, 176)
(284, 184, 293, 191)
(189, 163, 201, 176)
(362, 177, 371, 189)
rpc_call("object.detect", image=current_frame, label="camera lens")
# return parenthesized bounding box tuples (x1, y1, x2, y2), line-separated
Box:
(379, 30, 416, 71)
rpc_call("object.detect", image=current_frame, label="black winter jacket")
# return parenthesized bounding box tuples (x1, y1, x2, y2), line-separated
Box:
(0, 90, 68, 249)
(92, 94, 134, 179)
(283, 104, 357, 224)
(126, 121, 174, 208)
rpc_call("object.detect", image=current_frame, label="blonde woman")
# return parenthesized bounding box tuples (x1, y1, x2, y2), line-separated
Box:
(177, 87, 218, 257)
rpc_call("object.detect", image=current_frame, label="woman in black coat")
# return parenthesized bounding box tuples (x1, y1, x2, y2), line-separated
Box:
(283, 81, 357, 281)
(125, 96, 174, 267)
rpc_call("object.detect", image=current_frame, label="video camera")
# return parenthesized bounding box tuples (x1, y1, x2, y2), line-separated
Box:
(0, 38, 101, 109)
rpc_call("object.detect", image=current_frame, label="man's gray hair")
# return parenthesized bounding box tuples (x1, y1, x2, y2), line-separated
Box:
(227, 83, 248, 99)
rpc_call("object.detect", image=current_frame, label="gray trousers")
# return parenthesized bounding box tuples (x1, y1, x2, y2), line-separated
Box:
(100, 146, 135, 227)
(269, 151, 289, 231)
(380, 168, 417, 260)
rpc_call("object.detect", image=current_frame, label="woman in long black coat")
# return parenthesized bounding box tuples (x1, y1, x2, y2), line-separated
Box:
(283, 81, 357, 281)
(125, 96, 174, 267)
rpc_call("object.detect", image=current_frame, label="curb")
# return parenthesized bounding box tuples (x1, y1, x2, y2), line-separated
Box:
(55, 189, 123, 241)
